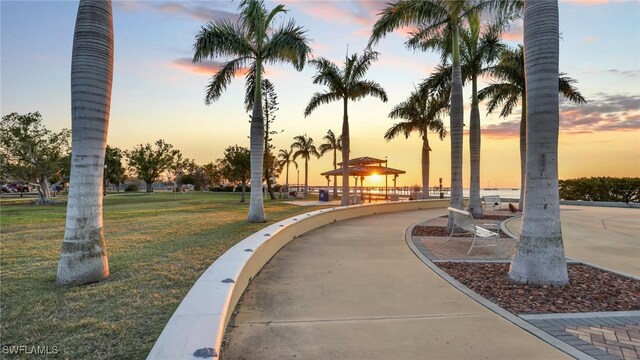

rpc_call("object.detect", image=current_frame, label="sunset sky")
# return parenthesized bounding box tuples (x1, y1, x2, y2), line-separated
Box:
(2, 0, 639, 188)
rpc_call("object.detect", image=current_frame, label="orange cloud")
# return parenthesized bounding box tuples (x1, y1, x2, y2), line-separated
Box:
(171, 59, 251, 76)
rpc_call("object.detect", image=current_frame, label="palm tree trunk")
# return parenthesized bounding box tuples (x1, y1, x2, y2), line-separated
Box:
(509, 0, 568, 286)
(248, 60, 266, 222)
(285, 163, 289, 197)
(57, 0, 112, 286)
(447, 22, 465, 232)
(341, 98, 350, 206)
(304, 158, 309, 197)
(467, 75, 483, 218)
(421, 135, 430, 194)
(518, 94, 527, 210)
(332, 149, 337, 198)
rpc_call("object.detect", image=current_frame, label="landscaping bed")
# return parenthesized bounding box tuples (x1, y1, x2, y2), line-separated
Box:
(438, 262, 640, 315)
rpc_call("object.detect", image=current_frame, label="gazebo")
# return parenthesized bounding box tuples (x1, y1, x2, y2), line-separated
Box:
(321, 156, 406, 202)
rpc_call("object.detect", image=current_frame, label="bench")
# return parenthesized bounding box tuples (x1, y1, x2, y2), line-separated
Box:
(447, 207, 500, 255)
(482, 195, 503, 211)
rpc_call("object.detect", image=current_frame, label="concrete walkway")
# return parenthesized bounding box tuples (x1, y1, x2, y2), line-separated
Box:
(222, 209, 569, 359)
(505, 205, 639, 277)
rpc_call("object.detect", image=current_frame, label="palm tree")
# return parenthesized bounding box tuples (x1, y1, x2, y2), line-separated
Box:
(57, 0, 113, 286)
(193, 0, 311, 223)
(318, 129, 342, 198)
(304, 51, 388, 206)
(385, 86, 447, 194)
(417, 14, 505, 218)
(509, 0, 568, 286)
(277, 147, 297, 197)
(369, 0, 521, 230)
(478, 45, 586, 210)
(291, 134, 320, 198)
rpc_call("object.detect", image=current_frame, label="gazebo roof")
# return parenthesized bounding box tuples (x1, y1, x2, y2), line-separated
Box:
(337, 156, 387, 166)
(321, 165, 406, 177)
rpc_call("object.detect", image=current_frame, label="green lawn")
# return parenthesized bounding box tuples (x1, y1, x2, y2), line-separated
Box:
(0, 192, 326, 359)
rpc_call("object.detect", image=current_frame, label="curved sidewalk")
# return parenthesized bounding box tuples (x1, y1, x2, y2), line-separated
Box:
(222, 209, 569, 360)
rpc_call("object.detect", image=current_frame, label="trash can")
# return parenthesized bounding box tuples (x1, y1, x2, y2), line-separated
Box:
(319, 189, 329, 201)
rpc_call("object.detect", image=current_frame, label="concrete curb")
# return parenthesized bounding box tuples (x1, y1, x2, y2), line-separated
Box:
(147, 199, 450, 360)
(404, 223, 596, 360)
(560, 200, 639, 208)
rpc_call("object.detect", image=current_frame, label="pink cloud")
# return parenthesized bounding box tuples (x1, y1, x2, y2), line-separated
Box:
(171, 59, 251, 76)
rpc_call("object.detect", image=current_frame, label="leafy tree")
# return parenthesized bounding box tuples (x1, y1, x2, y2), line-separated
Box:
(201, 161, 223, 189)
(105, 145, 126, 192)
(219, 145, 251, 202)
(0, 112, 70, 204)
(318, 129, 342, 198)
(304, 51, 388, 205)
(193, 0, 311, 222)
(277, 147, 297, 197)
(385, 86, 447, 194)
(126, 140, 180, 193)
(167, 153, 194, 199)
(291, 134, 320, 198)
(478, 44, 586, 210)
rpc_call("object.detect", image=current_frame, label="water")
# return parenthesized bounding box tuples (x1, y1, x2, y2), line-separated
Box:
(464, 188, 520, 200)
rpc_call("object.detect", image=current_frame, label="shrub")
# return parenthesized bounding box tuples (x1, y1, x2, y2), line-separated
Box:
(273, 184, 282, 192)
(223, 185, 235, 192)
(124, 184, 139, 192)
(559, 177, 640, 203)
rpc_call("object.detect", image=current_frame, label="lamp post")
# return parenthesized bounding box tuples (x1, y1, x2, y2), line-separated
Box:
(384, 156, 388, 200)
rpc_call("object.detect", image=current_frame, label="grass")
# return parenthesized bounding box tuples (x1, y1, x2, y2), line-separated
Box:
(0, 192, 327, 359)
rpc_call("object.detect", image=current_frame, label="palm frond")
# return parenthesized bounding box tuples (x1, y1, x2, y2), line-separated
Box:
(239, 0, 267, 42)
(559, 74, 587, 104)
(384, 121, 416, 141)
(349, 80, 388, 102)
(193, 20, 254, 62)
(263, 19, 311, 71)
(349, 51, 380, 83)
(309, 58, 344, 91)
(243, 63, 265, 111)
(204, 57, 251, 105)
(368, 0, 449, 47)
(477, 83, 520, 116)
(304, 91, 341, 117)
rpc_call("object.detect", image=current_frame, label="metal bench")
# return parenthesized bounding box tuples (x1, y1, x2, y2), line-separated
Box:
(482, 195, 503, 211)
(447, 207, 500, 255)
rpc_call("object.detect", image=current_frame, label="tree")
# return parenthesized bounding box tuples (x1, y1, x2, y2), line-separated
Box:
(416, 14, 505, 217)
(219, 145, 251, 202)
(277, 147, 297, 197)
(369, 0, 521, 230)
(262, 79, 280, 200)
(126, 140, 180, 193)
(167, 153, 193, 199)
(0, 112, 70, 204)
(508, 0, 569, 286)
(478, 45, 586, 210)
(385, 86, 447, 194)
(291, 134, 320, 198)
(193, 0, 311, 222)
(318, 129, 342, 198)
(304, 51, 388, 206)
(105, 145, 126, 192)
(57, 0, 114, 286)
(201, 161, 223, 189)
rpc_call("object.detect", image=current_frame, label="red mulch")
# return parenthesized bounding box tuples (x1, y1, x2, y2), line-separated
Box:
(412, 226, 511, 238)
(438, 262, 640, 314)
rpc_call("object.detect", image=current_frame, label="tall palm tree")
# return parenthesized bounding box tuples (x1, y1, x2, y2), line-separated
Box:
(417, 14, 505, 218)
(291, 134, 320, 198)
(318, 129, 342, 198)
(304, 51, 388, 206)
(193, 0, 311, 223)
(57, 0, 113, 286)
(478, 45, 586, 210)
(370, 0, 521, 230)
(277, 147, 297, 197)
(509, 0, 568, 285)
(385, 86, 447, 193)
